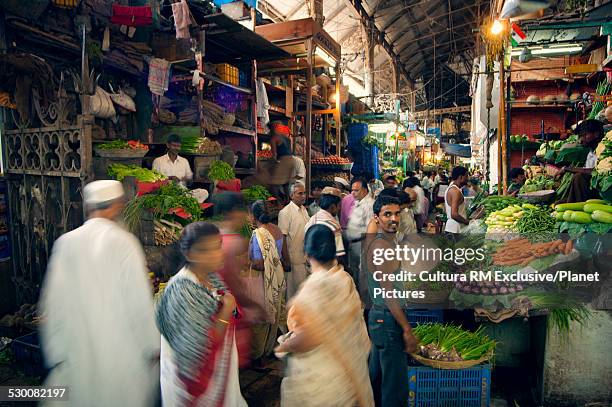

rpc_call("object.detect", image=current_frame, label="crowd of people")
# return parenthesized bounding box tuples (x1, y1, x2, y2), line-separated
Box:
(38, 162, 480, 407)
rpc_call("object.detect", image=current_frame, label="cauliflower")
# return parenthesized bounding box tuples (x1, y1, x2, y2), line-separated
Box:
(596, 141, 607, 157)
(596, 156, 612, 173)
(606, 130, 612, 142)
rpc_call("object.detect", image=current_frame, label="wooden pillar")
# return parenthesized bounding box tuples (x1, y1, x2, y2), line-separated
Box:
(498, 61, 506, 195)
(310, 0, 324, 26)
(335, 63, 341, 156)
(305, 38, 313, 195)
(391, 59, 400, 95)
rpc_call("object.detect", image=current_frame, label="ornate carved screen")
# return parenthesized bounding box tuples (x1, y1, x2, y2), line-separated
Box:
(2, 116, 93, 304)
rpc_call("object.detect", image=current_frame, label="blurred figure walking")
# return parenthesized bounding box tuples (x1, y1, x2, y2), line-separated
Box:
(277, 225, 374, 407)
(157, 222, 247, 407)
(39, 180, 159, 407)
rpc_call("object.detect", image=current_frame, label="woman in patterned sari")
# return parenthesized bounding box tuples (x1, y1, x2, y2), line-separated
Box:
(276, 225, 374, 407)
(247, 200, 289, 360)
(156, 222, 247, 407)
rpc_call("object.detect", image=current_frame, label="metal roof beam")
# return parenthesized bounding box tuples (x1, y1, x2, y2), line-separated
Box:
(257, 0, 286, 22)
(285, 2, 306, 20)
(323, 3, 347, 26)
(343, 0, 413, 82)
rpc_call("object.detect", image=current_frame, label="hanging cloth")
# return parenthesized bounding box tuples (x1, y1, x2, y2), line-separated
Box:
(111, 4, 153, 26)
(256, 78, 270, 126)
(171, 0, 191, 39)
(148, 58, 171, 96)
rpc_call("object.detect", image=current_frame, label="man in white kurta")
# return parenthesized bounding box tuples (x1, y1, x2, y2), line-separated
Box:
(39, 180, 160, 407)
(278, 182, 310, 299)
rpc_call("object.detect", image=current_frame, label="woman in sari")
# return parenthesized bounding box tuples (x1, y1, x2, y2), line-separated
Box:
(156, 222, 247, 407)
(247, 200, 289, 360)
(276, 225, 374, 407)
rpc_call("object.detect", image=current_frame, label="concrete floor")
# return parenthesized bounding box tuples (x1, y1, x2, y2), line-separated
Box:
(240, 358, 284, 407)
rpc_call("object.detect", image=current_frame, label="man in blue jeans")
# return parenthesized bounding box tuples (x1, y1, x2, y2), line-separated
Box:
(365, 195, 418, 407)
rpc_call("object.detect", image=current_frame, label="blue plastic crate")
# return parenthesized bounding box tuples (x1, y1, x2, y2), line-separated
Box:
(406, 309, 444, 327)
(11, 332, 47, 377)
(408, 364, 491, 407)
(347, 123, 368, 147)
(213, 0, 257, 9)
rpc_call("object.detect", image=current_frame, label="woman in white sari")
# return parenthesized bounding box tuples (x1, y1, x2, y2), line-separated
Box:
(156, 222, 247, 407)
(276, 225, 374, 407)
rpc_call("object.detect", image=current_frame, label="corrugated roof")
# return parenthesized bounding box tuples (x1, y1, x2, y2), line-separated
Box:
(257, 0, 487, 110)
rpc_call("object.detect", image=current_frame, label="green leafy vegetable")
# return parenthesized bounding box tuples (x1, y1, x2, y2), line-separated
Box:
(98, 140, 130, 150)
(123, 183, 202, 232)
(108, 164, 166, 182)
(412, 323, 496, 361)
(242, 185, 271, 203)
(208, 160, 235, 181)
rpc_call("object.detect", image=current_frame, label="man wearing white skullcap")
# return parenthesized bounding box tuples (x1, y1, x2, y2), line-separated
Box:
(39, 180, 160, 407)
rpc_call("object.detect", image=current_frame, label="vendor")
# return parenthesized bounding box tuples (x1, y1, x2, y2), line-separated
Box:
(507, 168, 526, 196)
(557, 119, 604, 202)
(267, 122, 296, 199)
(152, 134, 193, 187)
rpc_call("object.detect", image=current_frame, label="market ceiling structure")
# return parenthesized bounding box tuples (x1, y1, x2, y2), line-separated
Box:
(257, 0, 490, 111)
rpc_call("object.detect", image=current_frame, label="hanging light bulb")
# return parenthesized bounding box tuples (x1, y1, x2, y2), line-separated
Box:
(491, 19, 504, 35)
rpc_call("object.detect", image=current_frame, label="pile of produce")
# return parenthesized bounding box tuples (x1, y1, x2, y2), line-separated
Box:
(207, 160, 235, 181)
(590, 130, 612, 196)
(479, 195, 524, 216)
(485, 203, 535, 232)
(180, 136, 223, 155)
(200, 99, 236, 135)
(242, 185, 271, 203)
(515, 206, 556, 235)
(455, 278, 524, 296)
(257, 150, 273, 160)
(412, 324, 495, 362)
(313, 172, 350, 183)
(519, 175, 554, 194)
(123, 183, 202, 232)
(492, 237, 573, 267)
(153, 219, 183, 246)
(97, 140, 149, 150)
(311, 155, 351, 165)
(587, 80, 611, 120)
(555, 200, 612, 234)
(510, 134, 528, 144)
(0, 304, 39, 328)
(108, 164, 166, 182)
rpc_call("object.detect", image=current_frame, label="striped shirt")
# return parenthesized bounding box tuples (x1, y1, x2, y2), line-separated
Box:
(305, 209, 346, 257)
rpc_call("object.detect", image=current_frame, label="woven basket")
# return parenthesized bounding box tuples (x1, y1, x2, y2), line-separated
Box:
(518, 189, 555, 204)
(410, 351, 493, 370)
(95, 148, 148, 158)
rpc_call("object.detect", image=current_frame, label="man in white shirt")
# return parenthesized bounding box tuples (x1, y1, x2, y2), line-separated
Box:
(152, 134, 193, 187)
(278, 182, 310, 298)
(40, 180, 159, 407)
(305, 187, 345, 261)
(346, 177, 375, 302)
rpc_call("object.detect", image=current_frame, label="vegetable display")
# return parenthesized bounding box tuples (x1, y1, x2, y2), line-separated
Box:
(519, 175, 554, 194)
(492, 238, 573, 267)
(484, 203, 529, 232)
(180, 136, 222, 155)
(108, 164, 166, 182)
(587, 80, 611, 120)
(311, 155, 351, 165)
(98, 140, 149, 150)
(207, 160, 235, 181)
(412, 324, 495, 362)
(123, 183, 202, 232)
(257, 150, 273, 160)
(590, 131, 612, 196)
(153, 219, 183, 246)
(479, 195, 524, 216)
(515, 206, 555, 235)
(242, 185, 271, 203)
